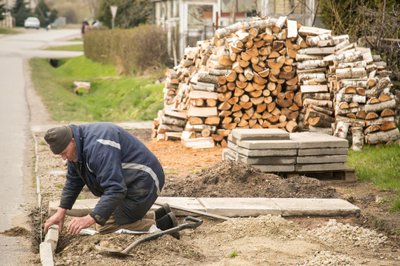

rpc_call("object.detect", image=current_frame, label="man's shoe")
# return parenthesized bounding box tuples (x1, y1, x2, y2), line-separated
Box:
(166, 212, 180, 240)
(154, 203, 172, 220)
(155, 212, 180, 240)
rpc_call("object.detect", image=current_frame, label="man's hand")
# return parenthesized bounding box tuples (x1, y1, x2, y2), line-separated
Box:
(44, 208, 67, 233)
(67, 215, 96, 235)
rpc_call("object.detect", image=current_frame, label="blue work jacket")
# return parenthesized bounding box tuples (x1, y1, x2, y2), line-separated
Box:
(59, 122, 165, 225)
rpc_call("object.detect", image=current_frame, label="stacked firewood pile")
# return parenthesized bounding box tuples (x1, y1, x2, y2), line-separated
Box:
(154, 44, 213, 141)
(295, 30, 349, 134)
(153, 17, 399, 149)
(326, 46, 399, 149)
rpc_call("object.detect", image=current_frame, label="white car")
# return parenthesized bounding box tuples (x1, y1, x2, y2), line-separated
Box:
(24, 17, 40, 29)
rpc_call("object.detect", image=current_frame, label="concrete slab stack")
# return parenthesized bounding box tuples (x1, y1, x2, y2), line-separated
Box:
(224, 129, 298, 172)
(291, 132, 348, 172)
(223, 129, 349, 173)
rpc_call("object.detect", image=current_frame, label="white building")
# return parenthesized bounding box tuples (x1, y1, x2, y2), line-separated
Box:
(151, 0, 318, 59)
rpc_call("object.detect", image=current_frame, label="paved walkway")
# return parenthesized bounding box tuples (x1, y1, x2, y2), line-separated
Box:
(0, 29, 82, 265)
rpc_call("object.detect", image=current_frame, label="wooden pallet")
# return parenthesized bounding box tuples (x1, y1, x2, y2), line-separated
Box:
(285, 166, 356, 183)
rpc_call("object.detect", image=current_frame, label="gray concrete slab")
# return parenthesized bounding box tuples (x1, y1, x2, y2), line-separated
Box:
(223, 149, 297, 172)
(227, 141, 298, 156)
(271, 198, 360, 216)
(231, 128, 289, 141)
(49, 197, 360, 218)
(198, 197, 282, 217)
(295, 163, 347, 172)
(49, 197, 206, 217)
(234, 138, 299, 150)
(296, 155, 347, 164)
(222, 148, 236, 161)
(237, 154, 296, 165)
(297, 147, 348, 156)
(252, 164, 296, 172)
(290, 132, 348, 148)
(155, 197, 206, 216)
(224, 147, 296, 164)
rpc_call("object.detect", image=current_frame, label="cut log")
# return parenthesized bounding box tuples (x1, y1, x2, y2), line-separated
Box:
(188, 117, 203, 125)
(351, 127, 364, 151)
(218, 101, 231, 111)
(336, 68, 367, 79)
(191, 82, 215, 92)
(298, 26, 331, 36)
(365, 117, 395, 126)
(285, 120, 298, 132)
(381, 108, 395, 117)
(189, 91, 218, 99)
(364, 125, 381, 134)
(365, 112, 379, 120)
(303, 98, 333, 108)
(158, 124, 184, 133)
(365, 128, 400, 144)
(334, 121, 350, 139)
(197, 72, 219, 84)
(204, 116, 220, 125)
(188, 107, 217, 117)
(307, 116, 332, 128)
(364, 99, 396, 112)
(159, 115, 187, 127)
(297, 60, 328, 70)
(380, 121, 397, 131)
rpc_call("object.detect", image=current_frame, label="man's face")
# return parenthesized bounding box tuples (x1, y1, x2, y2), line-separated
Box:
(59, 139, 77, 162)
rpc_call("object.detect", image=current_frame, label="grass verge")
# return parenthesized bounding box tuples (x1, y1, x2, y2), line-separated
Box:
(46, 44, 83, 51)
(0, 27, 19, 34)
(30, 56, 163, 122)
(347, 144, 400, 211)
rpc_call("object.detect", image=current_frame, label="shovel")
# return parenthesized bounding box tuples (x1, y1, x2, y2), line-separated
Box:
(95, 216, 203, 257)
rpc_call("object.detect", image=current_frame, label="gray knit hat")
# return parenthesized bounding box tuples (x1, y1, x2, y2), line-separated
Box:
(44, 126, 73, 154)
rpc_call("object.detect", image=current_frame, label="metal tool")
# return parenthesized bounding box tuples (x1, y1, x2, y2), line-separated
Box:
(95, 216, 203, 257)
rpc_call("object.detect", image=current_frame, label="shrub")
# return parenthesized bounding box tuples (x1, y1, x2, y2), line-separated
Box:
(83, 24, 169, 74)
(320, 0, 400, 82)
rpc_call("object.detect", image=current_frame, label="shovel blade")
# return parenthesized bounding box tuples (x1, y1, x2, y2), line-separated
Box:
(95, 244, 130, 257)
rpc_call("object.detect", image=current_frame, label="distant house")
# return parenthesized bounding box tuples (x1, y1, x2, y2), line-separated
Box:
(151, 0, 319, 60)
(0, 0, 38, 28)
(1, 0, 36, 10)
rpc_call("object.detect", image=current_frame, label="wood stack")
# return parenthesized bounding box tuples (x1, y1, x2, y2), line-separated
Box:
(326, 45, 400, 149)
(180, 42, 232, 148)
(212, 16, 304, 137)
(363, 54, 399, 145)
(153, 108, 187, 141)
(153, 17, 399, 149)
(152, 46, 199, 140)
(295, 30, 350, 134)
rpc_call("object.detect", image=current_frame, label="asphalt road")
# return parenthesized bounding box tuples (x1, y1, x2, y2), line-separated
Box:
(0, 28, 82, 265)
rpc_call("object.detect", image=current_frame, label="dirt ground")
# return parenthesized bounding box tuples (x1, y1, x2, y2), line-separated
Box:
(11, 132, 400, 265)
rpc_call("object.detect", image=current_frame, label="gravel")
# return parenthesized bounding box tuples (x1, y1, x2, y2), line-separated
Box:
(306, 219, 388, 249)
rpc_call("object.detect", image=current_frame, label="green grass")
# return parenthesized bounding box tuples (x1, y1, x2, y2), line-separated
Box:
(46, 44, 83, 51)
(347, 144, 400, 211)
(228, 250, 238, 258)
(30, 56, 163, 122)
(0, 27, 19, 34)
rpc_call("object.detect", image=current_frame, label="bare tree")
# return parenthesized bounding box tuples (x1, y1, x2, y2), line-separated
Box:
(86, 0, 100, 19)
